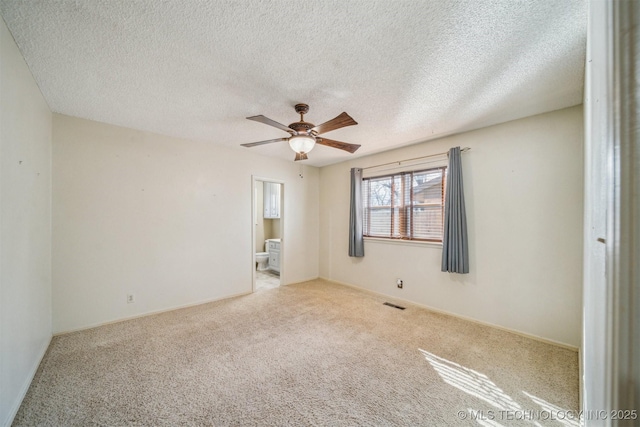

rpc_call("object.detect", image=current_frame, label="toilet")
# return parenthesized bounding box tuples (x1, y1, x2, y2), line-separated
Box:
(256, 239, 270, 271)
(256, 252, 269, 270)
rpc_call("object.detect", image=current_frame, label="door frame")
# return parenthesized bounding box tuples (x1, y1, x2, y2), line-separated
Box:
(251, 176, 284, 292)
(583, 0, 640, 417)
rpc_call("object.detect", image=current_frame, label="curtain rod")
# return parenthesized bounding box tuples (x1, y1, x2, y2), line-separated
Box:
(361, 147, 470, 170)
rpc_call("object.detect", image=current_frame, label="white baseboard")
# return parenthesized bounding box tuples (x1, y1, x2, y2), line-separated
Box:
(578, 347, 584, 411)
(3, 335, 52, 427)
(54, 290, 253, 336)
(284, 276, 320, 286)
(319, 276, 579, 352)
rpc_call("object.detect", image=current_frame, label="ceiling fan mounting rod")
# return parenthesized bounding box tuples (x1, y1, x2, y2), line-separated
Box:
(294, 103, 310, 123)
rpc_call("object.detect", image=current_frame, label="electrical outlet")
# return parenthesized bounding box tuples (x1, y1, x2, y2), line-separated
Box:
(396, 279, 403, 289)
(127, 294, 135, 304)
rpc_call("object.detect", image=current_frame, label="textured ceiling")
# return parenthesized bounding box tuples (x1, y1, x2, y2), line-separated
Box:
(0, 0, 586, 166)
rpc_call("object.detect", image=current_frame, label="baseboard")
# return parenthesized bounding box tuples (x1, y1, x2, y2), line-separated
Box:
(578, 346, 584, 411)
(3, 335, 52, 427)
(319, 277, 579, 352)
(54, 290, 253, 336)
(284, 276, 320, 286)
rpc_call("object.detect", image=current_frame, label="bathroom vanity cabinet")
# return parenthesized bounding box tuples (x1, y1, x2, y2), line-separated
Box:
(268, 240, 280, 273)
(263, 182, 280, 219)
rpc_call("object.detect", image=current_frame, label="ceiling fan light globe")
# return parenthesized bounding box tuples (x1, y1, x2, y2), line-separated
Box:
(288, 135, 315, 154)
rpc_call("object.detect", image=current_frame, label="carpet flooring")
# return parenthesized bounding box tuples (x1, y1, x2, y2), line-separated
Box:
(13, 279, 579, 426)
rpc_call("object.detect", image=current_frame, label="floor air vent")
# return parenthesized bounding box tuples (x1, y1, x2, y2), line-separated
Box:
(383, 302, 406, 310)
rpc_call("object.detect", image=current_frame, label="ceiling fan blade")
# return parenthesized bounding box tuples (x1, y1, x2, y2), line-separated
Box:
(316, 138, 361, 153)
(247, 115, 294, 134)
(294, 152, 308, 161)
(311, 112, 357, 135)
(241, 138, 288, 148)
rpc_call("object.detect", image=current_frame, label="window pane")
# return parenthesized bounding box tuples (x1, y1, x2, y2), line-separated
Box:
(412, 206, 443, 239)
(368, 207, 391, 236)
(412, 170, 443, 204)
(412, 169, 444, 240)
(369, 177, 392, 206)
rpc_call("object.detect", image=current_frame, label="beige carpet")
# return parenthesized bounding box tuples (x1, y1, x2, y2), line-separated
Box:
(14, 279, 579, 426)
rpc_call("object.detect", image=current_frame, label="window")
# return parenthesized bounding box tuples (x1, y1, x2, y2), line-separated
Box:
(362, 166, 446, 242)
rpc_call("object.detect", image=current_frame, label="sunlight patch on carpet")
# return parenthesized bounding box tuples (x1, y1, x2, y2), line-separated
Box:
(420, 349, 521, 412)
(522, 391, 579, 427)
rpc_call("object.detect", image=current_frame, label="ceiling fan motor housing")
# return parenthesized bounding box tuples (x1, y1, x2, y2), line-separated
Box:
(289, 121, 314, 134)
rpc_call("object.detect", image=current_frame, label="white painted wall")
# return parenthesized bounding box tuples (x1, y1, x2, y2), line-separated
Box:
(319, 106, 584, 347)
(0, 18, 52, 427)
(52, 114, 319, 333)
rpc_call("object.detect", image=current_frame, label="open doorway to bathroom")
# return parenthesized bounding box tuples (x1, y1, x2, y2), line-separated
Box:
(252, 177, 283, 292)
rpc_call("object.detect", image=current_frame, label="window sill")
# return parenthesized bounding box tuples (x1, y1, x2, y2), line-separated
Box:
(363, 237, 443, 249)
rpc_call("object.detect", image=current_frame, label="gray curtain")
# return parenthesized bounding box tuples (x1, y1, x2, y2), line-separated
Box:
(442, 147, 469, 273)
(348, 167, 365, 257)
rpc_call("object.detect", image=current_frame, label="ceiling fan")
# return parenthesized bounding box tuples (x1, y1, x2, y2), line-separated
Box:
(241, 103, 360, 161)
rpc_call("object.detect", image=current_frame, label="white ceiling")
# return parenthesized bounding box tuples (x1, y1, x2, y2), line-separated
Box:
(0, 0, 586, 167)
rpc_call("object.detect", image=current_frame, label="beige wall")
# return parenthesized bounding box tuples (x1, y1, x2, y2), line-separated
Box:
(0, 18, 52, 426)
(270, 218, 281, 239)
(319, 106, 584, 347)
(52, 114, 319, 333)
(263, 219, 276, 241)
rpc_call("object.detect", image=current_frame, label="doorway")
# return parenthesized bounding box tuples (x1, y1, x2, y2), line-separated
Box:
(252, 177, 283, 291)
